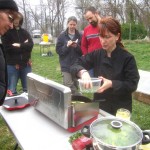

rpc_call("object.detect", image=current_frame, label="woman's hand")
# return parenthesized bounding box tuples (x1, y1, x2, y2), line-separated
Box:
(12, 43, 20, 47)
(67, 40, 72, 47)
(67, 40, 77, 47)
(80, 71, 92, 89)
(97, 76, 112, 93)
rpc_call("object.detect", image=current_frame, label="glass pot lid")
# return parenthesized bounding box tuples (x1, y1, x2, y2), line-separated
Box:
(90, 117, 143, 147)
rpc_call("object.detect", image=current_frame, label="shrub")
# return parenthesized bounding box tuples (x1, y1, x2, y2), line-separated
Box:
(121, 23, 147, 40)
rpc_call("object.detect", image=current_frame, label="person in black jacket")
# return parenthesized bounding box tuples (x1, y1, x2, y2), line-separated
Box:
(1, 12, 33, 95)
(0, 0, 18, 105)
(56, 16, 82, 95)
(71, 17, 140, 115)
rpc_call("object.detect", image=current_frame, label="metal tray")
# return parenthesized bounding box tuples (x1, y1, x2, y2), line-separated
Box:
(3, 93, 30, 111)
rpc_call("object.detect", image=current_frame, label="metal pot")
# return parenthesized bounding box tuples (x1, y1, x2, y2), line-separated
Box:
(81, 117, 150, 150)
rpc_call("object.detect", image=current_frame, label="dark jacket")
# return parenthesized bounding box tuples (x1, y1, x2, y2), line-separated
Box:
(71, 45, 139, 108)
(1, 27, 33, 67)
(56, 28, 82, 72)
(0, 45, 7, 105)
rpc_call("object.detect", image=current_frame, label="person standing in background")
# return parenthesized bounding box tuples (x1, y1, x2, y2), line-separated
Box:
(56, 16, 82, 95)
(1, 12, 33, 95)
(0, 0, 18, 105)
(81, 6, 102, 77)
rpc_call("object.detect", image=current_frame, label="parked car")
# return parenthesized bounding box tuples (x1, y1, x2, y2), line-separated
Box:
(32, 30, 41, 38)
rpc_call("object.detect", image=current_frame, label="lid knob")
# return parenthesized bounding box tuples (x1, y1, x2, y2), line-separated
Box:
(111, 120, 122, 129)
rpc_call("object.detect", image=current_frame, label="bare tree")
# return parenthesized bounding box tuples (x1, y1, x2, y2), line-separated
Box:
(131, 0, 150, 37)
(16, 0, 68, 36)
(16, 0, 150, 38)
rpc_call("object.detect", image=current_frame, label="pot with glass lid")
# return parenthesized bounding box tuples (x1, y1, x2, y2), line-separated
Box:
(81, 117, 150, 150)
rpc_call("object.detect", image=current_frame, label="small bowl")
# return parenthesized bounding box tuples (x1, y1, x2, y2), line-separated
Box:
(78, 78, 101, 93)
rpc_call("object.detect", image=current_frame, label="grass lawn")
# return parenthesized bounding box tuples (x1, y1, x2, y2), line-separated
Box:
(0, 40, 150, 149)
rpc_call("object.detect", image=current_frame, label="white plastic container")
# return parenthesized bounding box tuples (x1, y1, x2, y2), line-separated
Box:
(78, 78, 101, 93)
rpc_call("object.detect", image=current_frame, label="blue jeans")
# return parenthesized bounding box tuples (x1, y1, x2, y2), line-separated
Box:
(88, 68, 94, 77)
(7, 65, 31, 94)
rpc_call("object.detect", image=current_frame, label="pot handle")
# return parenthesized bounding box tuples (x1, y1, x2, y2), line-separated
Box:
(142, 131, 150, 144)
(81, 125, 91, 138)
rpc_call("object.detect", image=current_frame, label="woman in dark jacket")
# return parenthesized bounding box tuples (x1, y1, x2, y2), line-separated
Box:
(56, 16, 82, 94)
(71, 17, 139, 115)
(0, 0, 19, 104)
(1, 12, 33, 95)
